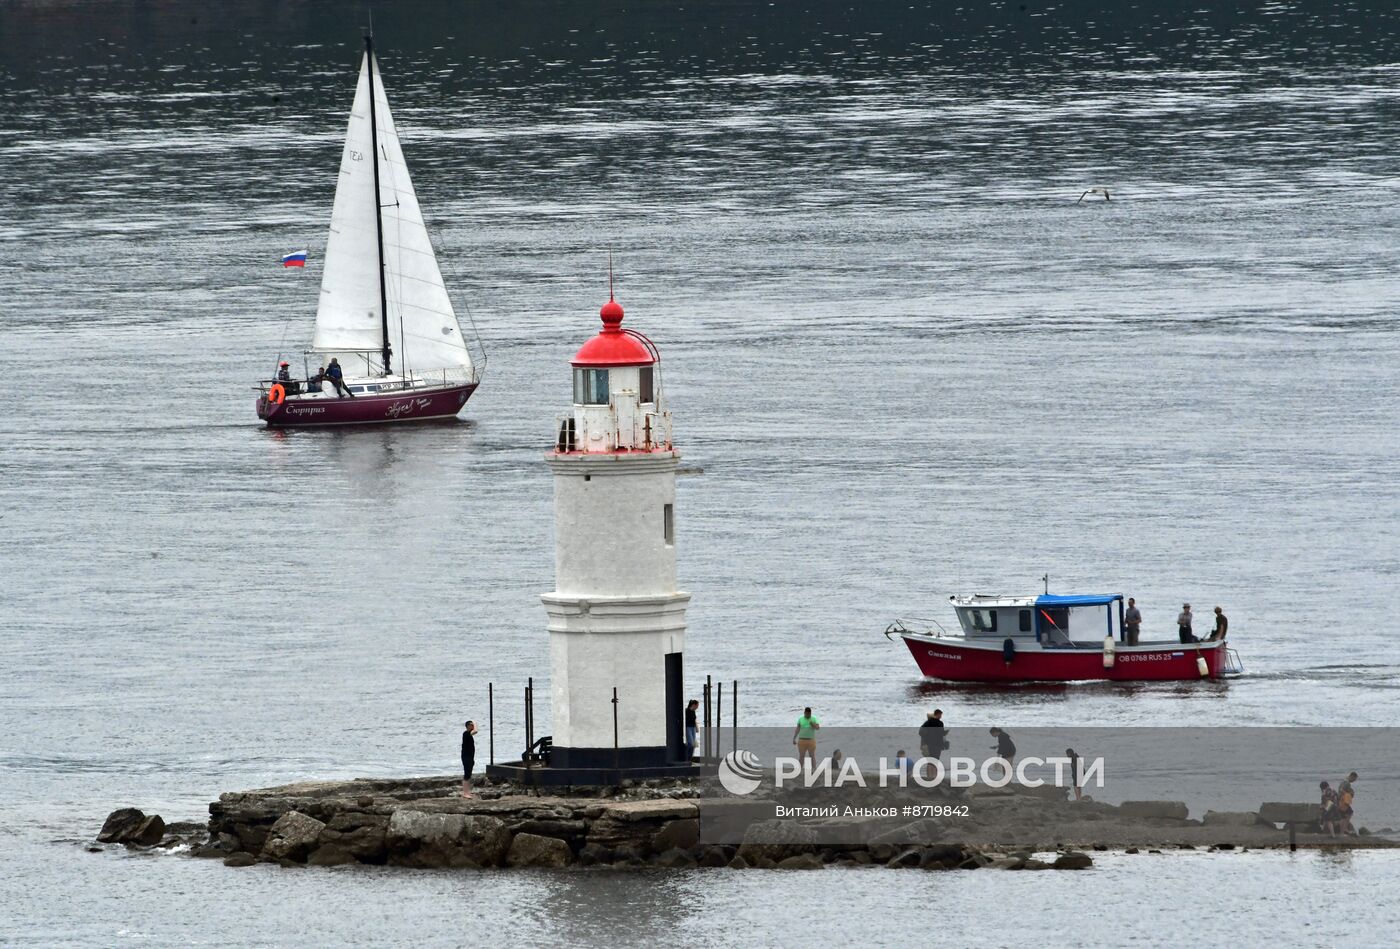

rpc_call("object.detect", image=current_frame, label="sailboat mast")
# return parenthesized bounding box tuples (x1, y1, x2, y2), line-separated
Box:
(364, 33, 392, 376)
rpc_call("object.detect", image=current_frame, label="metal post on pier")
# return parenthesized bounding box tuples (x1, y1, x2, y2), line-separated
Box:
(488, 682, 494, 766)
(704, 674, 713, 763)
(525, 677, 538, 792)
(612, 687, 620, 774)
(732, 680, 738, 756)
(715, 680, 723, 760)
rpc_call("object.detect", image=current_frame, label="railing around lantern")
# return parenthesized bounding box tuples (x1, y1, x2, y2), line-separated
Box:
(554, 405, 674, 453)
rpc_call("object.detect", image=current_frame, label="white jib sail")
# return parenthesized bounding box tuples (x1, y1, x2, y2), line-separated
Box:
(311, 52, 474, 381)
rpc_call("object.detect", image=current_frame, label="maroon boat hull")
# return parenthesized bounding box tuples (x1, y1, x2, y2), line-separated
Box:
(902, 636, 1229, 682)
(257, 382, 478, 427)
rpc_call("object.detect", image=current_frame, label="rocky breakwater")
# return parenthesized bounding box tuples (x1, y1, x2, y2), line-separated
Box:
(90, 777, 1397, 871)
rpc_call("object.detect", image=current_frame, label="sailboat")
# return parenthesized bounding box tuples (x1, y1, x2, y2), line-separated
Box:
(256, 35, 481, 427)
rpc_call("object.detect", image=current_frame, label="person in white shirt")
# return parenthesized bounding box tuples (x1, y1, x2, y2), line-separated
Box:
(1177, 604, 1195, 643)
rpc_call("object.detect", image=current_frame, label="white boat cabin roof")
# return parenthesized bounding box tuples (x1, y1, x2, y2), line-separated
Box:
(949, 594, 1039, 609)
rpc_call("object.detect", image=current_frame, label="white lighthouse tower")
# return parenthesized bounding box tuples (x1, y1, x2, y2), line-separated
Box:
(535, 289, 695, 778)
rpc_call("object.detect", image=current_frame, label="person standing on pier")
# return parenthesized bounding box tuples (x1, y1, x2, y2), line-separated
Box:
(1338, 772, 1358, 835)
(1124, 598, 1142, 646)
(460, 720, 478, 799)
(920, 709, 948, 780)
(793, 707, 820, 771)
(989, 728, 1016, 782)
(1320, 781, 1340, 836)
(685, 699, 699, 761)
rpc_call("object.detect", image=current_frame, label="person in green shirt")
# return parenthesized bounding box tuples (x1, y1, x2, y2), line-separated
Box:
(793, 707, 820, 770)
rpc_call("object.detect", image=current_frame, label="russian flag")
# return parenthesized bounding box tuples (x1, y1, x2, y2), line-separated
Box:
(281, 250, 308, 268)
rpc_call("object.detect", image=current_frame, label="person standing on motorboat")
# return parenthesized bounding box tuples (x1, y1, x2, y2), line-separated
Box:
(1125, 598, 1142, 646)
(1177, 604, 1195, 643)
(326, 357, 354, 398)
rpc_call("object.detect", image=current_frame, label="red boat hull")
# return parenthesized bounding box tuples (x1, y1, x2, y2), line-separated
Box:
(257, 382, 478, 427)
(903, 636, 1228, 682)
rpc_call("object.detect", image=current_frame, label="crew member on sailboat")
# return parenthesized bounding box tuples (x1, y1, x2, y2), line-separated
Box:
(325, 359, 352, 398)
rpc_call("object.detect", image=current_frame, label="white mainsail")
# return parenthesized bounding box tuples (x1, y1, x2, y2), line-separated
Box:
(311, 52, 474, 379)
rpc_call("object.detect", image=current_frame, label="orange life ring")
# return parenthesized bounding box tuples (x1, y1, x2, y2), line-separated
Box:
(268, 383, 286, 405)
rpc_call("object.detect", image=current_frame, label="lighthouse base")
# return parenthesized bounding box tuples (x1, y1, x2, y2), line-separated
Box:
(485, 760, 709, 787)
(487, 744, 709, 786)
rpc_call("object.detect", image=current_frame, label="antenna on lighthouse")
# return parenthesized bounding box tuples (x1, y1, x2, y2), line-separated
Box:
(608, 248, 615, 301)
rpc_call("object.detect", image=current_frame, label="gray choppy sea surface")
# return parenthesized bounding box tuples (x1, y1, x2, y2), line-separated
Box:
(2, 1, 1400, 944)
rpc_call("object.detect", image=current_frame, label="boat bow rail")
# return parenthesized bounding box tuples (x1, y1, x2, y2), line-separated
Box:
(884, 617, 952, 641)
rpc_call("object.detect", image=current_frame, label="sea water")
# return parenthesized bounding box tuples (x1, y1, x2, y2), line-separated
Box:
(2, 1, 1399, 944)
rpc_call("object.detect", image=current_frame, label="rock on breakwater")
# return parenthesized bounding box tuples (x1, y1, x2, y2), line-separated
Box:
(208, 777, 709, 869)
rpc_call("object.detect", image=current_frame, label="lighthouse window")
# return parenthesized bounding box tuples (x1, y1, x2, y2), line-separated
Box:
(663, 503, 674, 545)
(574, 368, 610, 405)
(639, 366, 655, 403)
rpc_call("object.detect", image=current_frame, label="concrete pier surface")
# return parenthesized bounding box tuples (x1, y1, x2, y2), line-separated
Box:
(91, 776, 1400, 871)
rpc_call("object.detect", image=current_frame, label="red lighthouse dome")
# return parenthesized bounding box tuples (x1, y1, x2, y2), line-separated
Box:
(572, 296, 656, 367)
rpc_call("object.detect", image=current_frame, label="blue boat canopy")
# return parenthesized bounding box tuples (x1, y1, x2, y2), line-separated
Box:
(1034, 593, 1122, 607)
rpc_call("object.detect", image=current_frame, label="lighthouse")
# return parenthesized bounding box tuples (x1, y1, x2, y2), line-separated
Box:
(523, 288, 697, 781)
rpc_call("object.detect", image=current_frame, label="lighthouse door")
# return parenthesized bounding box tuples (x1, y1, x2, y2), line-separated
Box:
(664, 652, 685, 762)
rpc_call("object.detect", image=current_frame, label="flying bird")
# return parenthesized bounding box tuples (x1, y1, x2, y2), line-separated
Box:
(1078, 188, 1111, 203)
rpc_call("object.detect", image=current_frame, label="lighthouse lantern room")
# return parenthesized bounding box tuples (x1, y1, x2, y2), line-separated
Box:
(493, 288, 698, 783)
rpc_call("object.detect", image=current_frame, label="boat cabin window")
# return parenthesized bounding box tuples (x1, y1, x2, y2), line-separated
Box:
(639, 366, 655, 403)
(349, 386, 365, 393)
(968, 609, 998, 632)
(1019, 610, 1032, 632)
(573, 368, 610, 405)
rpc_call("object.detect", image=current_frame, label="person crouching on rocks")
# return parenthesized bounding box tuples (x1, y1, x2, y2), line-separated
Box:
(461, 720, 478, 799)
